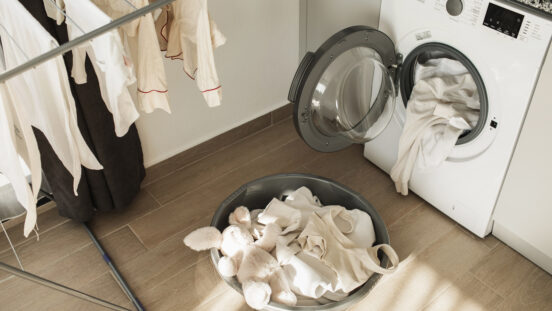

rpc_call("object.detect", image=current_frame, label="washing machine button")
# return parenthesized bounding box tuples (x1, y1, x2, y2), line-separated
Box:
(446, 0, 464, 17)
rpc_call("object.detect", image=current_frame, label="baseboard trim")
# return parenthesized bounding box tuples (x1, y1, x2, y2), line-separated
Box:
(142, 103, 293, 186)
(493, 222, 552, 274)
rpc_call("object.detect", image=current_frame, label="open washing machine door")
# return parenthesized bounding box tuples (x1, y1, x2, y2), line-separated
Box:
(288, 26, 399, 152)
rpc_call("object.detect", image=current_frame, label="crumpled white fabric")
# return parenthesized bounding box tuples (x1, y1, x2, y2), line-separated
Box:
(282, 249, 339, 299)
(199, 187, 398, 307)
(258, 198, 302, 235)
(391, 58, 481, 195)
(297, 211, 399, 294)
(262, 187, 394, 302)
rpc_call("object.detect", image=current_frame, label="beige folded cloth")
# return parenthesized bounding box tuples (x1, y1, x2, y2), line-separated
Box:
(298, 212, 399, 293)
(257, 198, 302, 234)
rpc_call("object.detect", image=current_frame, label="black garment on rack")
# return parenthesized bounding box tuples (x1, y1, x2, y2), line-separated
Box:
(19, 1, 145, 222)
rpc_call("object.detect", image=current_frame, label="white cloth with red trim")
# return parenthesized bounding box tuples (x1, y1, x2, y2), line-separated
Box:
(64, 0, 140, 137)
(0, 0, 103, 237)
(91, 0, 170, 114)
(152, 0, 226, 107)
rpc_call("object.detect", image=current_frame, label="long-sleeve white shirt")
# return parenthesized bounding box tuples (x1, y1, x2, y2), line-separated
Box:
(0, 0, 104, 235)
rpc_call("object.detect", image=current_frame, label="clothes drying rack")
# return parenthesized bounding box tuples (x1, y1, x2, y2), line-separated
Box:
(0, 0, 178, 310)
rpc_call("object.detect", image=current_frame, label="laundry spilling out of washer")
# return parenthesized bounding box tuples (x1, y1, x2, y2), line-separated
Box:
(290, 0, 551, 239)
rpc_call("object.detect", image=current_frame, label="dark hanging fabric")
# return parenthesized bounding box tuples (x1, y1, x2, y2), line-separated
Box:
(19, 1, 145, 222)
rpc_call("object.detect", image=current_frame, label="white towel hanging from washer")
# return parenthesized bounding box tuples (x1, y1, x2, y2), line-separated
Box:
(391, 58, 481, 195)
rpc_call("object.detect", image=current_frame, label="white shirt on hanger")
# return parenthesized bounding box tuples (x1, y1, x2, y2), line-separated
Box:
(0, 0, 103, 234)
(92, 0, 171, 114)
(64, 0, 140, 137)
(1, 37, 42, 236)
(159, 0, 226, 107)
(0, 82, 41, 237)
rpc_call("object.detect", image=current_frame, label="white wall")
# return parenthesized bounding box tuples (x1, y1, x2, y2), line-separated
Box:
(303, 0, 381, 52)
(135, 0, 300, 167)
(493, 43, 552, 274)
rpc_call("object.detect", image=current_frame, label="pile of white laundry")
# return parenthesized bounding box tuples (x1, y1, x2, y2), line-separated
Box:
(391, 58, 481, 195)
(184, 187, 399, 310)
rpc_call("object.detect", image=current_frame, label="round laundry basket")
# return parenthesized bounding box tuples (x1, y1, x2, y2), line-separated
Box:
(210, 173, 391, 311)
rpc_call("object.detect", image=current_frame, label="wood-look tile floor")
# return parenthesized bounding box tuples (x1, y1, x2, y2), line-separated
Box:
(1, 117, 551, 311)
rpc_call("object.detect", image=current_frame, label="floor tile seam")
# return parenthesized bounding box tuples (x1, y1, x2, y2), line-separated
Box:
(146, 254, 209, 294)
(121, 215, 223, 289)
(486, 238, 500, 251)
(142, 121, 278, 187)
(194, 287, 235, 311)
(105, 269, 136, 307)
(115, 189, 167, 235)
(417, 282, 455, 311)
(453, 224, 499, 254)
(0, 274, 15, 285)
(386, 200, 426, 228)
(127, 224, 149, 251)
(145, 188, 164, 209)
(131, 206, 217, 252)
(387, 202, 426, 231)
(396, 221, 459, 269)
(13, 232, 95, 271)
(419, 263, 509, 310)
(469, 271, 508, 300)
(5, 239, 104, 289)
(0, 225, 98, 285)
(0, 218, 72, 255)
(145, 136, 301, 208)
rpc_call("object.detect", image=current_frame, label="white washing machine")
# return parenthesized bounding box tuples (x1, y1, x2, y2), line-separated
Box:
(289, 0, 552, 237)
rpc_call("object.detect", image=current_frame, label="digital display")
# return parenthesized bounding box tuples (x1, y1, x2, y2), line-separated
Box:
(483, 3, 524, 38)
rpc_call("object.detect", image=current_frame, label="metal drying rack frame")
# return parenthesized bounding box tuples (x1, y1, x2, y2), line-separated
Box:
(0, 0, 178, 310)
(0, 0, 175, 83)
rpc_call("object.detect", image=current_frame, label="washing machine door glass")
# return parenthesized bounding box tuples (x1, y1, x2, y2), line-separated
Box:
(289, 26, 398, 152)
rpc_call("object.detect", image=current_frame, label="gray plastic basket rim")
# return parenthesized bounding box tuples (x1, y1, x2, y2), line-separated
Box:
(208, 173, 392, 311)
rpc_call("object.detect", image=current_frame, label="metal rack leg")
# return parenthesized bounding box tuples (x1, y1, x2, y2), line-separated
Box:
(84, 223, 145, 311)
(0, 262, 131, 311)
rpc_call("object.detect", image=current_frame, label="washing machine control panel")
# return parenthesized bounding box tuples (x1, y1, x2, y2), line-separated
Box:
(483, 2, 524, 38)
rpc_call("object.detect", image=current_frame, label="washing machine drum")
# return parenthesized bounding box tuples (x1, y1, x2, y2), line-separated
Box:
(289, 26, 398, 152)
